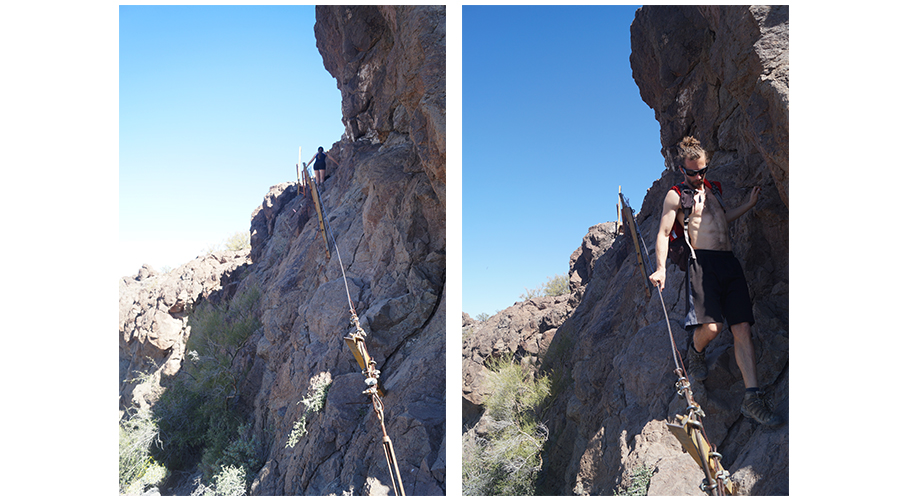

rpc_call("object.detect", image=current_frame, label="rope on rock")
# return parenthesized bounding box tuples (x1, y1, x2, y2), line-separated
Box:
(311, 167, 406, 496)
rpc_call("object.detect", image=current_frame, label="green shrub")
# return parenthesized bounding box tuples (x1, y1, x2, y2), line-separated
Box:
(186, 287, 261, 400)
(542, 274, 570, 297)
(203, 230, 251, 255)
(483, 356, 551, 423)
(286, 376, 332, 448)
(119, 407, 168, 494)
(192, 464, 249, 496)
(224, 231, 251, 251)
(151, 287, 263, 480)
(519, 274, 570, 300)
(519, 286, 541, 301)
(151, 377, 208, 470)
(461, 431, 492, 495)
(221, 423, 263, 473)
(615, 463, 655, 496)
(462, 355, 551, 496)
(475, 312, 490, 322)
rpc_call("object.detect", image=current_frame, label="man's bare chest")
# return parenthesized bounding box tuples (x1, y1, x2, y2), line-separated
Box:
(684, 189, 730, 249)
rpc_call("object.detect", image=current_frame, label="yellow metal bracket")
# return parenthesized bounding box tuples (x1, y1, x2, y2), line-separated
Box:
(344, 333, 372, 372)
(303, 167, 331, 259)
(343, 319, 385, 397)
(666, 413, 734, 495)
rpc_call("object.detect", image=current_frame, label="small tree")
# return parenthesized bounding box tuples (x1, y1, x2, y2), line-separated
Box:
(519, 274, 570, 300)
(224, 231, 251, 251)
(542, 274, 569, 297)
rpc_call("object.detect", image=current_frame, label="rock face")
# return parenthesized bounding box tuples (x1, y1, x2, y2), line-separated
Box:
(630, 5, 789, 208)
(119, 251, 250, 414)
(462, 294, 574, 426)
(315, 5, 446, 208)
(462, 5, 788, 496)
(119, 5, 445, 496)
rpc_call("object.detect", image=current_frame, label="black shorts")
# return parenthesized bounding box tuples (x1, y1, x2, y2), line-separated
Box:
(314, 162, 326, 171)
(684, 250, 754, 330)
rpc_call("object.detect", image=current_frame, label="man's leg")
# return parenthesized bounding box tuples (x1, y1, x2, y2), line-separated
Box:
(731, 322, 758, 389)
(687, 322, 722, 382)
(693, 322, 721, 351)
(733, 322, 783, 426)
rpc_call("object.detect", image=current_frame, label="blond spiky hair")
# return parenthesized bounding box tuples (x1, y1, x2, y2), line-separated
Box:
(675, 136, 708, 167)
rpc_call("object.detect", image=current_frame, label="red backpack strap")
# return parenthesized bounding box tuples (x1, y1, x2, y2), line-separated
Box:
(704, 178, 723, 193)
(668, 183, 689, 241)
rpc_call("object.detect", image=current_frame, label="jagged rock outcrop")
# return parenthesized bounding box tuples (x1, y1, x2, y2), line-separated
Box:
(461, 294, 574, 426)
(568, 221, 620, 293)
(630, 5, 789, 208)
(119, 5, 445, 496)
(119, 251, 250, 414)
(315, 5, 446, 209)
(462, 5, 787, 496)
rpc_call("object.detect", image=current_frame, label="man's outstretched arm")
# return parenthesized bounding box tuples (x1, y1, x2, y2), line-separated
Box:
(725, 186, 760, 223)
(649, 190, 681, 290)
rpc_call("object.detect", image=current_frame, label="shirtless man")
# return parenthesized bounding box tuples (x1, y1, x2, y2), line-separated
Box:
(649, 136, 782, 427)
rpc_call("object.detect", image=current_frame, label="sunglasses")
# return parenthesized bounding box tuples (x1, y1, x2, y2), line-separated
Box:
(682, 166, 708, 177)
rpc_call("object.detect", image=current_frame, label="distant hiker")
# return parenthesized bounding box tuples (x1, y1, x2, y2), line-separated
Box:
(307, 146, 341, 186)
(648, 136, 782, 427)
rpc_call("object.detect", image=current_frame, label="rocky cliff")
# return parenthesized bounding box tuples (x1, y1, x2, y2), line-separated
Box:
(462, 5, 788, 495)
(120, 5, 445, 495)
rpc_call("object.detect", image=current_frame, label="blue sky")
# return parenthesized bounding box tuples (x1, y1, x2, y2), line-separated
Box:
(462, 5, 665, 317)
(119, 5, 344, 276)
(118, 4, 676, 315)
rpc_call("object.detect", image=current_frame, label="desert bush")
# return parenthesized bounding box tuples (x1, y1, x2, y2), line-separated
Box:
(151, 287, 263, 480)
(519, 274, 570, 300)
(192, 464, 249, 496)
(461, 431, 492, 495)
(519, 285, 541, 301)
(220, 423, 263, 472)
(542, 274, 569, 296)
(286, 375, 332, 448)
(615, 463, 655, 496)
(462, 355, 551, 495)
(186, 287, 261, 399)
(119, 407, 168, 494)
(224, 231, 251, 251)
(203, 230, 251, 254)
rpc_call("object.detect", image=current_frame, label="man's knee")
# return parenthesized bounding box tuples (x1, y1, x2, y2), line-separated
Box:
(697, 322, 724, 336)
(731, 322, 752, 342)
(694, 322, 724, 349)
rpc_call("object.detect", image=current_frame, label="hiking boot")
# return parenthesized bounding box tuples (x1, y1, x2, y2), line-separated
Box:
(741, 390, 784, 427)
(686, 342, 708, 382)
